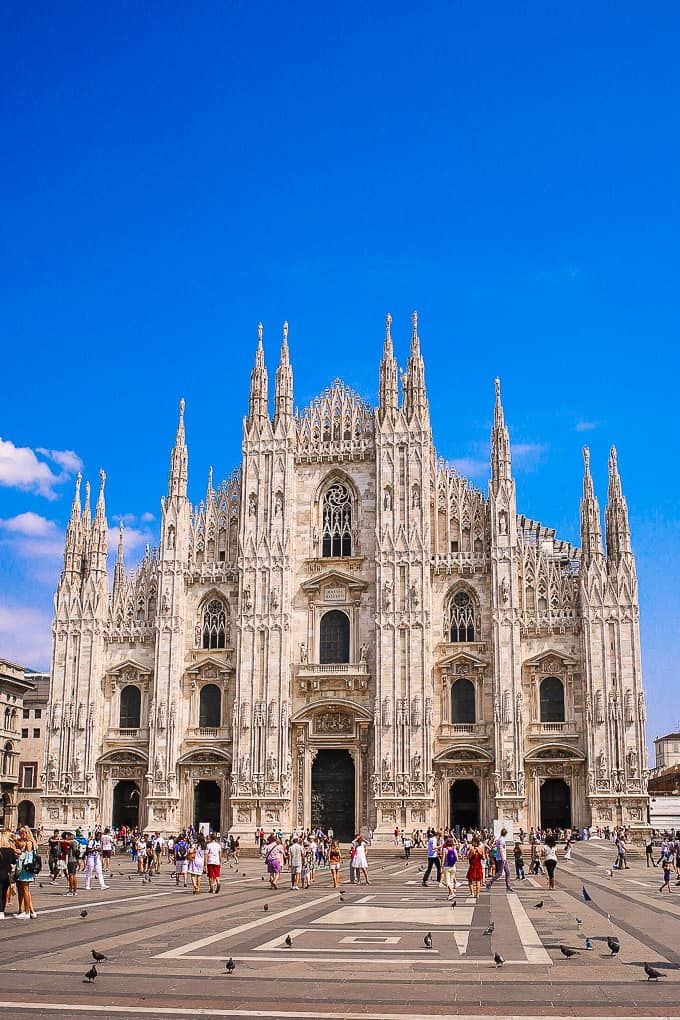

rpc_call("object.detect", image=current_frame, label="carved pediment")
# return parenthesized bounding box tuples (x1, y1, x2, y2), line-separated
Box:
(300, 568, 368, 597)
(433, 744, 494, 764)
(523, 649, 578, 673)
(437, 649, 488, 670)
(107, 658, 153, 678)
(525, 743, 585, 763)
(98, 748, 149, 765)
(185, 655, 232, 678)
(177, 747, 232, 765)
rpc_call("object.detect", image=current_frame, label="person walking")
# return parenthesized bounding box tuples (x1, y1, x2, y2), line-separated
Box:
(84, 834, 109, 891)
(487, 828, 512, 891)
(442, 838, 458, 899)
(47, 829, 61, 882)
(329, 840, 342, 888)
(264, 835, 285, 890)
(542, 834, 558, 890)
(513, 842, 526, 881)
(101, 828, 113, 875)
(188, 834, 205, 894)
(466, 837, 485, 899)
(0, 830, 18, 918)
(422, 829, 442, 887)
(645, 837, 655, 868)
(403, 832, 412, 862)
(353, 835, 370, 884)
(659, 857, 673, 893)
(205, 833, 222, 894)
(174, 832, 190, 887)
(15, 826, 38, 919)
(288, 836, 303, 890)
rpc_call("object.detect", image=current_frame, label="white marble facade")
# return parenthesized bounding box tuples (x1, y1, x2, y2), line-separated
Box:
(42, 314, 649, 838)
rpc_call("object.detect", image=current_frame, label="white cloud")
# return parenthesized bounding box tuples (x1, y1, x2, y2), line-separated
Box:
(448, 457, 489, 479)
(575, 420, 599, 433)
(0, 437, 82, 499)
(0, 601, 53, 670)
(140, 511, 155, 523)
(0, 512, 59, 537)
(36, 448, 83, 474)
(511, 442, 546, 472)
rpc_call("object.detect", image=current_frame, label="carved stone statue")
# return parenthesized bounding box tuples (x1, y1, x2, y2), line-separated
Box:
(248, 492, 257, 516)
(383, 580, 393, 611)
(382, 754, 392, 780)
(73, 754, 82, 780)
(424, 697, 433, 726)
(409, 582, 420, 609)
(501, 577, 510, 604)
(498, 510, 508, 535)
(270, 587, 280, 610)
(274, 491, 283, 516)
(597, 750, 607, 779)
(412, 752, 422, 780)
(383, 487, 392, 511)
(266, 753, 277, 782)
(360, 642, 368, 663)
(299, 641, 308, 664)
(157, 702, 166, 731)
(243, 587, 252, 611)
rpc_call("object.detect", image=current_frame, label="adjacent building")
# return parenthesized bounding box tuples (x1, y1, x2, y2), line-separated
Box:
(16, 672, 50, 829)
(0, 658, 35, 829)
(42, 315, 650, 838)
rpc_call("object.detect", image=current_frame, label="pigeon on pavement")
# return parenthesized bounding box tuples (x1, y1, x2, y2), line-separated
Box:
(85, 966, 97, 983)
(263, 904, 269, 912)
(91, 950, 107, 963)
(284, 934, 292, 948)
(424, 932, 433, 949)
(644, 962, 664, 981)
(494, 952, 504, 967)
(607, 936, 620, 956)
(80, 910, 88, 918)
(483, 923, 495, 936)
(225, 957, 235, 974)
(534, 900, 544, 909)
(560, 945, 578, 958)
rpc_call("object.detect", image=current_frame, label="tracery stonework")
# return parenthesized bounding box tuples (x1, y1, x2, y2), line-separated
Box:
(42, 315, 649, 837)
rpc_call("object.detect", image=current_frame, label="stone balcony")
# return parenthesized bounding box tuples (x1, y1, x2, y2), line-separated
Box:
(296, 661, 369, 695)
(186, 726, 231, 742)
(105, 727, 149, 743)
(438, 722, 491, 741)
(527, 721, 580, 739)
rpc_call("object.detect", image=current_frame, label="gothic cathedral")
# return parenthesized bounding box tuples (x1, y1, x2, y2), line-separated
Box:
(42, 314, 649, 839)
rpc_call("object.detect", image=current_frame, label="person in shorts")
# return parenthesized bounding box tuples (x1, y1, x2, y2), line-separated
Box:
(205, 833, 222, 893)
(442, 838, 458, 899)
(174, 834, 189, 887)
(328, 839, 342, 888)
(288, 836, 303, 890)
(101, 828, 113, 874)
(264, 835, 284, 890)
(65, 832, 80, 896)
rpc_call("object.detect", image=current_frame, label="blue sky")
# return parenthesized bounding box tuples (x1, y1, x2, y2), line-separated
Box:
(0, 3, 678, 751)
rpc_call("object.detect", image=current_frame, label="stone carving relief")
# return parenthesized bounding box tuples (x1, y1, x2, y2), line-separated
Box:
(313, 710, 353, 734)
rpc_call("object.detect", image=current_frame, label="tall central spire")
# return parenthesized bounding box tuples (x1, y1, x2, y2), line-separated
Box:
(168, 397, 188, 499)
(378, 312, 398, 421)
(605, 445, 632, 565)
(113, 520, 126, 598)
(490, 378, 512, 492)
(274, 320, 294, 427)
(248, 322, 269, 426)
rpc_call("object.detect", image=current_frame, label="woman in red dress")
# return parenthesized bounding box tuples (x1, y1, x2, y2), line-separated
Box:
(466, 837, 486, 899)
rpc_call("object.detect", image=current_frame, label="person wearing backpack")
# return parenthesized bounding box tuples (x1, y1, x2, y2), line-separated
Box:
(0, 830, 19, 918)
(15, 826, 38, 918)
(174, 833, 189, 887)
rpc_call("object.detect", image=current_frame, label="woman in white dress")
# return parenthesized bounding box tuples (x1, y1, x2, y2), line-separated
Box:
(188, 835, 206, 894)
(353, 835, 370, 885)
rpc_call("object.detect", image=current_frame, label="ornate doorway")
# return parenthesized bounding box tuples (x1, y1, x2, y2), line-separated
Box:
(113, 780, 140, 829)
(311, 749, 355, 840)
(449, 779, 480, 830)
(194, 780, 221, 832)
(540, 778, 571, 830)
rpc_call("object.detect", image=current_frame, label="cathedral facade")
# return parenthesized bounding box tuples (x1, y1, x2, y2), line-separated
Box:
(42, 314, 650, 839)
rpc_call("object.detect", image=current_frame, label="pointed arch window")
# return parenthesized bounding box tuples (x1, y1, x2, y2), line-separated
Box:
(540, 676, 565, 722)
(202, 598, 227, 649)
(319, 610, 350, 664)
(322, 482, 352, 557)
(445, 589, 476, 642)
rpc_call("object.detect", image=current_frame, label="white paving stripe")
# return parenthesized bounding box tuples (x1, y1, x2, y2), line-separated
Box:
(0, 1007, 666, 1019)
(25, 891, 174, 916)
(506, 892, 552, 965)
(155, 892, 338, 959)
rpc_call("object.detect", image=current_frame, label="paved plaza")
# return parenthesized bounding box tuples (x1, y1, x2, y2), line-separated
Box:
(0, 843, 678, 1019)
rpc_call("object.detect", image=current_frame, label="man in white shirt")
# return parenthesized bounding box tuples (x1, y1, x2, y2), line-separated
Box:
(288, 837, 303, 890)
(205, 833, 223, 894)
(422, 829, 442, 887)
(487, 827, 512, 891)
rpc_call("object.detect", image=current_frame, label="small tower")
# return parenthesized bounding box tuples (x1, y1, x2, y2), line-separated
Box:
(273, 321, 294, 428)
(605, 446, 633, 567)
(490, 378, 512, 493)
(378, 312, 398, 422)
(580, 446, 604, 563)
(112, 521, 126, 600)
(402, 311, 429, 422)
(247, 323, 269, 427)
(88, 469, 108, 576)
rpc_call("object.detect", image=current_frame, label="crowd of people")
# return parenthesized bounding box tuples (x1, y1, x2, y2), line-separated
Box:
(2, 819, 678, 920)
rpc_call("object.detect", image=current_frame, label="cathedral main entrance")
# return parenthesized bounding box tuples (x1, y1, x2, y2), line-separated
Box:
(449, 779, 480, 830)
(311, 749, 355, 840)
(112, 780, 140, 829)
(194, 780, 221, 832)
(540, 778, 571, 830)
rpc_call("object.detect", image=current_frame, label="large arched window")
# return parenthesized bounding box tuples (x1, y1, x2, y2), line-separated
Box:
(119, 685, 141, 729)
(199, 684, 221, 728)
(451, 678, 476, 724)
(202, 598, 227, 649)
(540, 676, 565, 723)
(445, 590, 476, 642)
(319, 610, 350, 664)
(322, 482, 352, 557)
